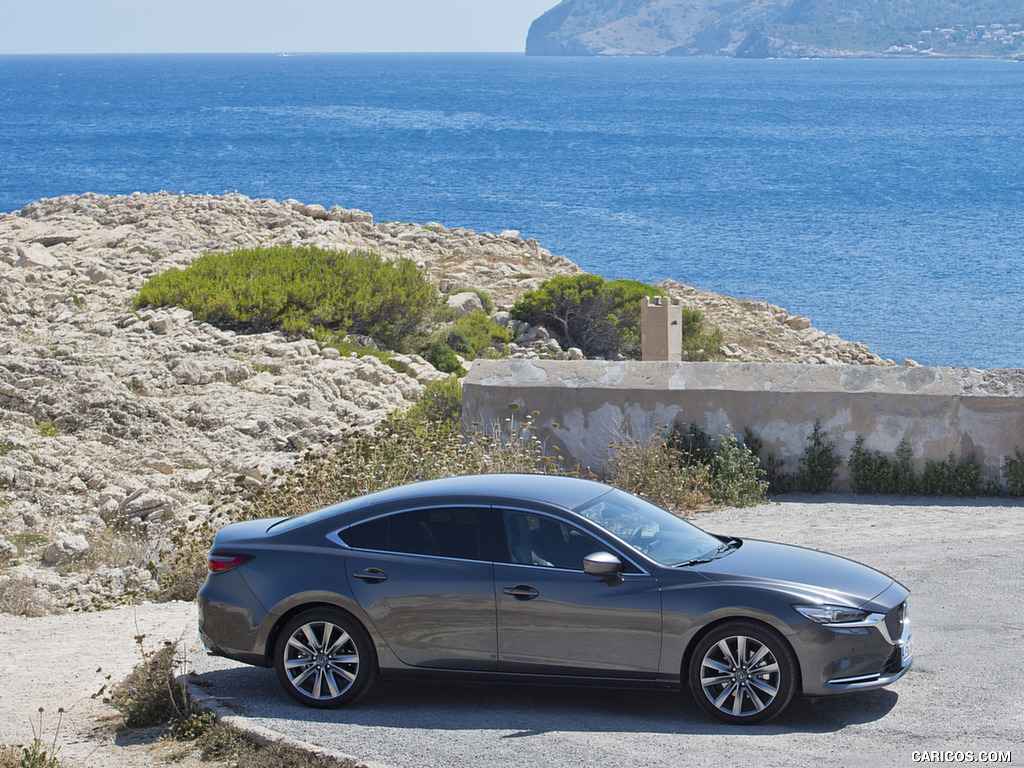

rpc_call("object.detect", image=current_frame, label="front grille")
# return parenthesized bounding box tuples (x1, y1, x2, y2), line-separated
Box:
(884, 602, 905, 641)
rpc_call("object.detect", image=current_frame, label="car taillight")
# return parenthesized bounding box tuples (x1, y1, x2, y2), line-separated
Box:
(207, 554, 253, 574)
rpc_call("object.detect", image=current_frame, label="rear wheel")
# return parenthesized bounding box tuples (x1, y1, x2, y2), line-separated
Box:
(688, 621, 798, 724)
(273, 608, 376, 708)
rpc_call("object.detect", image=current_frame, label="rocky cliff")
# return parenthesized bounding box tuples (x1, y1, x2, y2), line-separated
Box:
(526, 0, 1024, 58)
(0, 192, 885, 612)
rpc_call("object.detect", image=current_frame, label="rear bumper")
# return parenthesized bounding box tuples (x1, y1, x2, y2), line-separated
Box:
(197, 571, 272, 668)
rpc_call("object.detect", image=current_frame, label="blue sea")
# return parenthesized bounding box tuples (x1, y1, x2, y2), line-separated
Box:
(2, 53, 1022, 369)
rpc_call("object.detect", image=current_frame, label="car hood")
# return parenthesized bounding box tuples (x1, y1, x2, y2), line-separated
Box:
(693, 539, 895, 607)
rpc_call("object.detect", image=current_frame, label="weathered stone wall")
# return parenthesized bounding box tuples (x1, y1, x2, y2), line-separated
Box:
(462, 360, 1024, 489)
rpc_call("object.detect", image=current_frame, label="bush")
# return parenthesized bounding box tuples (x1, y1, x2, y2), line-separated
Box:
(604, 432, 714, 511)
(665, 423, 767, 506)
(510, 274, 722, 360)
(135, 246, 441, 353)
(399, 377, 464, 425)
(669, 422, 718, 468)
(848, 437, 917, 495)
(920, 452, 981, 497)
(109, 640, 187, 728)
(707, 429, 769, 506)
(510, 274, 665, 358)
(1003, 449, 1024, 497)
(681, 325, 725, 362)
(444, 311, 512, 358)
(422, 341, 466, 376)
(797, 421, 841, 493)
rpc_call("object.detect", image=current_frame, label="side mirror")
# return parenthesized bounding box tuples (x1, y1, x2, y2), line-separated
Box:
(583, 551, 623, 586)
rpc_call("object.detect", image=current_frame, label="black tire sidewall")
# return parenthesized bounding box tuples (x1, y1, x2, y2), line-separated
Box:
(688, 620, 798, 725)
(273, 608, 377, 709)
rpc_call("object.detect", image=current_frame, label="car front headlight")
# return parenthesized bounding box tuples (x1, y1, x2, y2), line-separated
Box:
(793, 604, 870, 625)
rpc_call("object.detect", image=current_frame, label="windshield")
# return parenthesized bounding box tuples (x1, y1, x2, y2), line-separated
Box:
(574, 489, 723, 566)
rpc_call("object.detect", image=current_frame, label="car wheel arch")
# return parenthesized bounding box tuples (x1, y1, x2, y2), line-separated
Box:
(684, 617, 802, 724)
(264, 601, 376, 666)
(679, 614, 801, 690)
(272, 606, 380, 708)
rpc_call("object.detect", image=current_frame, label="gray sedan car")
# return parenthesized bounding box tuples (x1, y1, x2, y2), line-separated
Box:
(198, 474, 912, 724)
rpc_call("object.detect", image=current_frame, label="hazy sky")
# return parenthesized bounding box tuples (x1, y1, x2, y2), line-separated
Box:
(3, 1, 558, 54)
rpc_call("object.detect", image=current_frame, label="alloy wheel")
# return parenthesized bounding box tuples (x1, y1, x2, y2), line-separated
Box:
(281, 620, 361, 702)
(698, 634, 781, 717)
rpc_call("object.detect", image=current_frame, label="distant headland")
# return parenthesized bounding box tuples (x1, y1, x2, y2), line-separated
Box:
(526, 0, 1024, 59)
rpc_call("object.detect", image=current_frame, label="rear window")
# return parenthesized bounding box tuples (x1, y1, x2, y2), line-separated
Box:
(341, 507, 489, 561)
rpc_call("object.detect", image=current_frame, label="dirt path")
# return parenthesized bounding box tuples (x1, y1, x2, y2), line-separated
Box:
(0, 601, 198, 767)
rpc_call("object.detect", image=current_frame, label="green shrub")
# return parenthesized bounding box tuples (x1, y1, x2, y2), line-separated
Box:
(510, 274, 666, 358)
(665, 423, 766, 506)
(669, 422, 718, 468)
(707, 428, 769, 507)
(848, 437, 917, 495)
(109, 641, 187, 728)
(135, 246, 441, 353)
(681, 325, 725, 362)
(423, 341, 466, 376)
(797, 421, 841, 493)
(510, 274, 722, 360)
(399, 377, 464, 425)
(1003, 449, 1024, 497)
(444, 311, 512, 358)
(921, 452, 981, 497)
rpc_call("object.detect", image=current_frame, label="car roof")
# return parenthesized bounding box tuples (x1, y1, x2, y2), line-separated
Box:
(357, 473, 613, 510)
(268, 474, 618, 534)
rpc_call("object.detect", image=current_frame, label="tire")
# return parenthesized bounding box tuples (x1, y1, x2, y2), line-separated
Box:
(688, 620, 798, 725)
(273, 608, 377, 708)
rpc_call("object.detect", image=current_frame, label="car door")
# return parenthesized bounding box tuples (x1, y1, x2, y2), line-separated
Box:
(338, 506, 497, 671)
(494, 508, 663, 678)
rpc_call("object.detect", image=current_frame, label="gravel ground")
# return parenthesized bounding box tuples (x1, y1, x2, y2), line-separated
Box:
(1, 496, 1020, 768)
(192, 495, 1024, 768)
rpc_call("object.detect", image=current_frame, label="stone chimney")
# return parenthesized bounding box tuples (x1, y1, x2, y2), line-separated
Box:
(641, 296, 683, 361)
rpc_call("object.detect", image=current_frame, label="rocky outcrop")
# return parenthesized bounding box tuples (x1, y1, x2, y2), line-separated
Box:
(0, 192, 885, 612)
(657, 280, 887, 366)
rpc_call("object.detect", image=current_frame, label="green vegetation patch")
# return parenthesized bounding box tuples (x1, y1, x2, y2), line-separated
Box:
(135, 245, 441, 353)
(511, 274, 721, 360)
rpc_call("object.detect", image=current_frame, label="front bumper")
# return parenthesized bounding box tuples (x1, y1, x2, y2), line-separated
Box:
(800, 595, 913, 697)
(823, 600, 913, 690)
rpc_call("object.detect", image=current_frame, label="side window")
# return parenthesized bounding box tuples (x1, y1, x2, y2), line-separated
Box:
(500, 510, 607, 571)
(342, 508, 488, 561)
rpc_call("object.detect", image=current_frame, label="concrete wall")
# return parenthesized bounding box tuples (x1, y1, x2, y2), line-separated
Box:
(462, 360, 1024, 489)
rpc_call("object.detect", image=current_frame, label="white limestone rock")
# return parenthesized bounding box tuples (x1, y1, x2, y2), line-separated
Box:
(15, 243, 60, 269)
(447, 291, 484, 318)
(43, 535, 90, 565)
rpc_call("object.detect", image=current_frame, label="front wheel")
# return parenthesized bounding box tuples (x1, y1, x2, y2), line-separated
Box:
(273, 608, 376, 708)
(688, 621, 798, 724)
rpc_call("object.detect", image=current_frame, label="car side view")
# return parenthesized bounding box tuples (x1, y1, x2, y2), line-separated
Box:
(198, 474, 912, 724)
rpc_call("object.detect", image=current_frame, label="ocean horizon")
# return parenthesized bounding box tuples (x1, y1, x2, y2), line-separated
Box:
(2, 53, 1022, 369)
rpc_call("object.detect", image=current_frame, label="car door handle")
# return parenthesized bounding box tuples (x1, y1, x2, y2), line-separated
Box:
(502, 585, 539, 600)
(352, 568, 388, 584)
